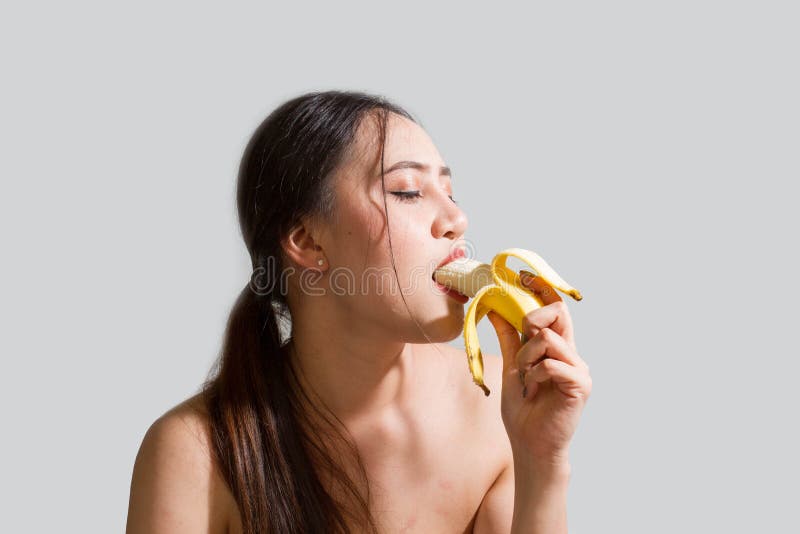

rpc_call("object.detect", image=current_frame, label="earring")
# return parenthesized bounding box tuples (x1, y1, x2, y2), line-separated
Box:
(317, 258, 325, 266)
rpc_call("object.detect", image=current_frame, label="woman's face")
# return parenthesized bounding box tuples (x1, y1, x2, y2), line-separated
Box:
(317, 111, 470, 343)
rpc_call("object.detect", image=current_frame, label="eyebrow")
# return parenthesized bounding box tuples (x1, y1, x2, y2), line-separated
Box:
(382, 160, 452, 177)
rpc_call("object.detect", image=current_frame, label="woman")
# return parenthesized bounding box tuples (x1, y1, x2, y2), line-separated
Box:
(126, 90, 592, 533)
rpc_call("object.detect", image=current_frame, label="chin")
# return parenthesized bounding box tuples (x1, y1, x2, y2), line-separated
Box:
(386, 287, 466, 342)
(412, 306, 465, 343)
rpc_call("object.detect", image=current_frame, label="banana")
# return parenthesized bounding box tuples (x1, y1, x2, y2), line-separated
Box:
(433, 248, 582, 396)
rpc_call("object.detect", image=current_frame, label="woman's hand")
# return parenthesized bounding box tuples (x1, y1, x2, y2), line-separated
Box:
(487, 271, 592, 466)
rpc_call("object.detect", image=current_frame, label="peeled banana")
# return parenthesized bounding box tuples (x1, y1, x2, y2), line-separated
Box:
(433, 248, 582, 396)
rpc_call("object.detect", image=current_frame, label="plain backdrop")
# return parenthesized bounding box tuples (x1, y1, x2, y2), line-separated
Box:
(1, 1, 797, 532)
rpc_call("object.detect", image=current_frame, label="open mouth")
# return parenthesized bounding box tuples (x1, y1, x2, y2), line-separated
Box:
(433, 278, 470, 304)
(431, 247, 470, 303)
(435, 247, 467, 272)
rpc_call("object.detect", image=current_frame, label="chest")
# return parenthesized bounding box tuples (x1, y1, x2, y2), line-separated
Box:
(224, 418, 495, 534)
(343, 396, 500, 533)
(359, 451, 485, 533)
(226, 352, 508, 533)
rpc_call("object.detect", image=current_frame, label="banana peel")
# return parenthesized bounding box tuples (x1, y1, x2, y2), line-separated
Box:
(433, 248, 582, 396)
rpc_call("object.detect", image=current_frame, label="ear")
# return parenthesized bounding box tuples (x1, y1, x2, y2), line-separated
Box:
(281, 216, 328, 270)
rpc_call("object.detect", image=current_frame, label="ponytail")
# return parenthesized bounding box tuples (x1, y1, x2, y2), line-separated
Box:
(198, 90, 414, 533)
(200, 278, 379, 533)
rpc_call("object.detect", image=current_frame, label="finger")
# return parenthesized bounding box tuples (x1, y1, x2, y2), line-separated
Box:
(520, 270, 563, 305)
(520, 300, 575, 350)
(519, 271, 575, 349)
(487, 311, 522, 373)
(525, 358, 592, 399)
(516, 327, 587, 372)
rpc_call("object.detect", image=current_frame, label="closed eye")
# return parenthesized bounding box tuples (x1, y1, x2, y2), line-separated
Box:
(389, 191, 422, 202)
(389, 191, 458, 204)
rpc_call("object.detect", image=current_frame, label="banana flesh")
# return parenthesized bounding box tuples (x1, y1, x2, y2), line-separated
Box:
(433, 248, 582, 396)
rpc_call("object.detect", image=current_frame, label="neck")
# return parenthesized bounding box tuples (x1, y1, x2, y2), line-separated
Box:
(286, 302, 418, 425)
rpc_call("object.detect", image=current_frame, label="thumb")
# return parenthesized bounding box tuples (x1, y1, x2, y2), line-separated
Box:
(486, 311, 522, 373)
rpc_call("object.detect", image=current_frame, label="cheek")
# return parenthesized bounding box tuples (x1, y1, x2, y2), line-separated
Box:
(332, 196, 431, 286)
(330, 208, 388, 271)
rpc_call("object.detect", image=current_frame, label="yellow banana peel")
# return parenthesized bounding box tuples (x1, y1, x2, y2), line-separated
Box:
(433, 248, 582, 396)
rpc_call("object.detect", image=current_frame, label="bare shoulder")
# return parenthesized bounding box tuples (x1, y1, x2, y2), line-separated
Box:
(126, 392, 236, 534)
(432, 343, 506, 408)
(467, 348, 513, 466)
(432, 343, 512, 459)
(432, 345, 517, 532)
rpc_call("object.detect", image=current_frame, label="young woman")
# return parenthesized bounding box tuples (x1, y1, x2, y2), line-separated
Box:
(126, 90, 592, 534)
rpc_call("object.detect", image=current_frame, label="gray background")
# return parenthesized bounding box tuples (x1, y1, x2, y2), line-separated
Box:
(1, 1, 797, 532)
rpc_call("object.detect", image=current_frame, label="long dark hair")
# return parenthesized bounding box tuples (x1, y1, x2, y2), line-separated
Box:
(199, 90, 416, 533)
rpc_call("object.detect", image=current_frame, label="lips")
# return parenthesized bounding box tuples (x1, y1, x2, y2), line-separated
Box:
(432, 247, 469, 303)
(434, 247, 467, 272)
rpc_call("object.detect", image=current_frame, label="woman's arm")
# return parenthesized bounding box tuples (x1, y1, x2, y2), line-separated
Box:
(472, 455, 570, 533)
(510, 459, 571, 534)
(485, 273, 592, 533)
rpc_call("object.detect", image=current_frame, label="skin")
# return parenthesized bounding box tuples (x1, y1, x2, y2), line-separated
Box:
(281, 111, 469, 424)
(126, 112, 592, 533)
(487, 273, 592, 533)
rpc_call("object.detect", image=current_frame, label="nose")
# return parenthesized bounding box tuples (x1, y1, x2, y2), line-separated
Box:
(431, 192, 468, 240)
